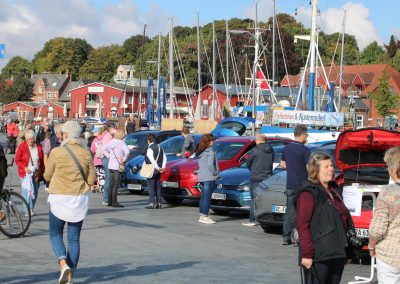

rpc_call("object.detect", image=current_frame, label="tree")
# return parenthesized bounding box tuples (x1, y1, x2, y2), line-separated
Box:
(371, 71, 399, 126)
(33, 37, 93, 79)
(390, 49, 400, 71)
(385, 35, 399, 58)
(0, 76, 34, 104)
(359, 41, 385, 64)
(0, 56, 33, 80)
(123, 34, 151, 58)
(79, 45, 131, 82)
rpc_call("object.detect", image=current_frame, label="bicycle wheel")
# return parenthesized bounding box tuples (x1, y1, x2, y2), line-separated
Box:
(0, 191, 31, 237)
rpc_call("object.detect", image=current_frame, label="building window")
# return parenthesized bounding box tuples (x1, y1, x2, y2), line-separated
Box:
(53, 93, 57, 99)
(140, 97, 146, 104)
(38, 86, 43, 94)
(202, 100, 209, 117)
(376, 118, 381, 127)
(128, 96, 133, 104)
(111, 96, 119, 103)
(38, 97, 42, 102)
(356, 115, 363, 127)
(47, 92, 52, 99)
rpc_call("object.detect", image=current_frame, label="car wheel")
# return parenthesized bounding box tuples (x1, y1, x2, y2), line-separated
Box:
(211, 208, 230, 216)
(128, 189, 144, 194)
(163, 197, 183, 205)
(260, 222, 274, 233)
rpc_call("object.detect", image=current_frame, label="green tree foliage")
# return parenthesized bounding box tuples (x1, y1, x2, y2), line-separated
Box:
(318, 32, 359, 65)
(79, 45, 131, 82)
(33, 37, 93, 79)
(0, 76, 34, 104)
(123, 34, 151, 58)
(385, 35, 399, 58)
(0, 56, 33, 80)
(390, 49, 400, 71)
(359, 41, 385, 64)
(371, 71, 399, 125)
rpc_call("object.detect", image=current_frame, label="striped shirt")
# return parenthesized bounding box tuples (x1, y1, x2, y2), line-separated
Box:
(369, 183, 400, 268)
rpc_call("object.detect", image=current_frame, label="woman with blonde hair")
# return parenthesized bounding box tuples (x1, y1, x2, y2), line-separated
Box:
(103, 129, 129, 208)
(369, 146, 400, 283)
(296, 152, 349, 284)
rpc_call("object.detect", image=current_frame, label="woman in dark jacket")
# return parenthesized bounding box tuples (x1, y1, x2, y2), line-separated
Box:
(196, 133, 219, 224)
(296, 152, 349, 284)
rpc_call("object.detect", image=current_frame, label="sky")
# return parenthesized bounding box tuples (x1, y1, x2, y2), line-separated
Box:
(0, 0, 399, 70)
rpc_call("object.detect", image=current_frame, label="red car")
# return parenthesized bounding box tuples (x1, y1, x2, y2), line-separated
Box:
(335, 127, 400, 250)
(161, 136, 292, 205)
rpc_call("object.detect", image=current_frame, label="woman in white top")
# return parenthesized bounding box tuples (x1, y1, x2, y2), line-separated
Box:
(44, 121, 96, 284)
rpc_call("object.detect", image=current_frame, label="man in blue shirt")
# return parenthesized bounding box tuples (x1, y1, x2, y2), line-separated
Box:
(280, 124, 310, 245)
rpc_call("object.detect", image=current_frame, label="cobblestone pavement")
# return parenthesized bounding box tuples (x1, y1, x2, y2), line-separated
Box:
(0, 134, 374, 283)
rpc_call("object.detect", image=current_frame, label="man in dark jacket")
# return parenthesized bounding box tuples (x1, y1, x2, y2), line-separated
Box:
(244, 135, 275, 226)
(0, 145, 8, 191)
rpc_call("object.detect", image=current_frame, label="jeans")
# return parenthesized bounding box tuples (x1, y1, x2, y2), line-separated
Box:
(377, 257, 400, 284)
(109, 170, 121, 205)
(199, 181, 215, 215)
(49, 210, 84, 272)
(147, 174, 161, 205)
(20, 177, 39, 209)
(249, 182, 260, 223)
(8, 136, 16, 153)
(101, 157, 110, 203)
(302, 259, 345, 284)
(283, 188, 296, 241)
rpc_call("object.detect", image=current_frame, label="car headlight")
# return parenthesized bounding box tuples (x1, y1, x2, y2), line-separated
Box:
(237, 183, 250, 192)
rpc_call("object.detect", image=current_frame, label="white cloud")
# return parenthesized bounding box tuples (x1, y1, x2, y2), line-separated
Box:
(0, 0, 172, 70)
(243, 0, 274, 22)
(295, 2, 382, 50)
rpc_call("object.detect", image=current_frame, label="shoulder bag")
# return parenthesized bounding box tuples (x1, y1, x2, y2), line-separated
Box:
(141, 145, 161, 179)
(64, 145, 89, 186)
(29, 147, 41, 182)
(112, 148, 126, 173)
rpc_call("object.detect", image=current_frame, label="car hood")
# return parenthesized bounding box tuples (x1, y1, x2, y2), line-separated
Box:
(335, 128, 400, 171)
(167, 158, 198, 173)
(218, 167, 250, 186)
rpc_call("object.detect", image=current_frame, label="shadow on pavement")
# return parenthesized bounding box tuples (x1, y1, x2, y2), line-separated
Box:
(103, 218, 167, 229)
(0, 261, 201, 283)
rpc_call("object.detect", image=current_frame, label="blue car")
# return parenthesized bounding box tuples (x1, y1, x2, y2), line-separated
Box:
(211, 117, 255, 137)
(124, 134, 202, 193)
(209, 141, 289, 215)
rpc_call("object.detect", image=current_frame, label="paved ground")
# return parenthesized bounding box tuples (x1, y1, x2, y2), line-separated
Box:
(0, 134, 374, 283)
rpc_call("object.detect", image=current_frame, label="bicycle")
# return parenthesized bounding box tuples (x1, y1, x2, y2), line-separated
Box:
(0, 159, 31, 238)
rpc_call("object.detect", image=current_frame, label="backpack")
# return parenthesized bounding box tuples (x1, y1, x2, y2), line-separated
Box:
(95, 141, 105, 158)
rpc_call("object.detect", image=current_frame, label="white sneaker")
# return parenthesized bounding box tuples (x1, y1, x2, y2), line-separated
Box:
(102, 202, 108, 205)
(198, 216, 216, 224)
(242, 222, 257, 227)
(30, 210, 36, 216)
(59, 264, 71, 284)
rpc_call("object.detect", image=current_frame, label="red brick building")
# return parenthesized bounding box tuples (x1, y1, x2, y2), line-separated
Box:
(30, 73, 70, 103)
(2, 101, 66, 120)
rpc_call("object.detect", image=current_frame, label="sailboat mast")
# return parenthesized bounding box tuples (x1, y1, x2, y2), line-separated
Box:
(272, 0, 276, 94)
(338, 10, 346, 112)
(195, 12, 202, 120)
(156, 32, 161, 116)
(169, 18, 175, 119)
(251, 3, 259, 136)
(226, 20, 230, 106)
(307, 0, 318, 111)
(211, 21, 216, 121)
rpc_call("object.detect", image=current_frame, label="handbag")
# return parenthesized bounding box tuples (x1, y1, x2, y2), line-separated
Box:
(112, 148, 125, 173)
(29, 149, 41, 182)
(141, 145, 161, 179)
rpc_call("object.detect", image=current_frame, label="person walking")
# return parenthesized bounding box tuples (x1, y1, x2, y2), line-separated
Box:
(36, 117, 52, 145)
(15, 130, 44, 216)
(90, 126, 108, 194)
(125, 114, 136, 135)
(144, 133, 166, 209)
(280, 124, 310, 245)
(103, 130, 129, 208)
(296, 153, 348, 284)
(6, 119, 19, 154)
(177, 127, 195, 158)
(243, 135, 274, 226)
(100, 123, 117, 205)
(44, 121, 96, 284)
(369, 147, 400, 283)
(196, 133, 219, 224)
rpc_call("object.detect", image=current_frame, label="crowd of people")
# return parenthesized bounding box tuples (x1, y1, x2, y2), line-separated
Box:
(2, 118, 400, 284)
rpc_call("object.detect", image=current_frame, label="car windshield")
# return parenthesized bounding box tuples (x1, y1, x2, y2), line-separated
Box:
(218, 122, 246, 136)
(213, 141, 246, 160)
(124, 133, 149, 148)
(160, 137, 184, 155)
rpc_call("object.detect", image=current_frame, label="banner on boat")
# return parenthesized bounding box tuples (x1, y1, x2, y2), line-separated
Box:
(272, 110, 344, 127)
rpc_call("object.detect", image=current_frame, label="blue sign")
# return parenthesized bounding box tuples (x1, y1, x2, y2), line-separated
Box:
(0, 44, 5, 59)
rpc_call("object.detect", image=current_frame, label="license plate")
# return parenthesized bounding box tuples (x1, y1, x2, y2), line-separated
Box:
(211, 193, 226, 200)
(162, 181, 179, 188)
(355, 228, 369, 238)
(272, 205, 286, 214)
(127, 184, 141, 190)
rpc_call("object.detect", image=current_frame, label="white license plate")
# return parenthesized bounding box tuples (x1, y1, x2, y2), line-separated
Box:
(355, 228, 369, 238)
(127, 184, 141, 190)
(272, 205, 286, 214)
(162, 181, 179, 188)
(211, 193, 226, 200)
